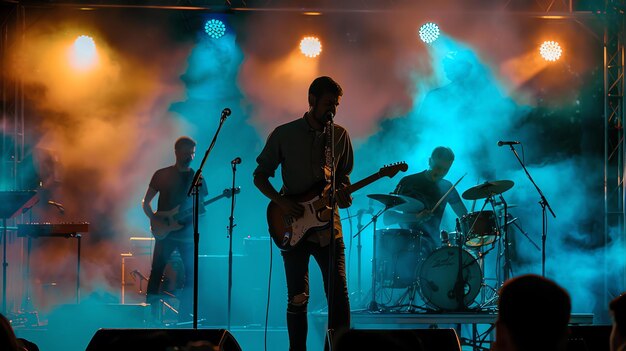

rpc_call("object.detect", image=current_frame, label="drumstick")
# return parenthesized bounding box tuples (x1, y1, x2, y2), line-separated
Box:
(430, 173, 467, 213)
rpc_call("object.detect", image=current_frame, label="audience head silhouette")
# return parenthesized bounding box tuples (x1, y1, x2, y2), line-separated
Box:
(495, 274, 571, 351)
(610, 293, 626, 351)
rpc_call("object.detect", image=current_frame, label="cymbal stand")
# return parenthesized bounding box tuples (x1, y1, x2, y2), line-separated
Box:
(477, 280, 499, 311)
(504, 213, 540, 251)
(466, 195, 502, 310)
(476, 206, 502, 311)
(465, 195, 492, 239)
(479, 194, 511, 293)
(355, 211, 364, 305)
(496, 194, 513, 282)
(453, 219, 469, 311)
(354, 206, 389, 311)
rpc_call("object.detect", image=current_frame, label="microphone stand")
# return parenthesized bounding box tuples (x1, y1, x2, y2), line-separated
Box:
(326, 116, 338, 351)
(226, 157, 240, 330)
(498, 194, 512, 281)
(505, 144, 555, 277)
(187, 108, 230, 329)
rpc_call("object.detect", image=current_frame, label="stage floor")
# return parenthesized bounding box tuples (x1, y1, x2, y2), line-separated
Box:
(12, 307, 595, 351)
(347, 311, 595, 328)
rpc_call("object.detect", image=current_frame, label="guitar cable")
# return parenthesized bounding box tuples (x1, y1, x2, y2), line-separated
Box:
(264, 230, 273, 351)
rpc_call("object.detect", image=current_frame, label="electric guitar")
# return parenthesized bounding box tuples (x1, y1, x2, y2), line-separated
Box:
(150, 186, 241, 240)
(267, 162, 408, 251)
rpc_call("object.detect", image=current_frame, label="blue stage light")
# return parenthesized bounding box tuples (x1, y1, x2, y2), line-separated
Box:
(204, 19, 226, 39)
(419, 22, 440, 44)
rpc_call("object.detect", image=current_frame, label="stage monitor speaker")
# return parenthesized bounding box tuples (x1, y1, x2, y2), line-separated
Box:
(334, 328, 461, 351)
(567, 325, 611, 351)
(85, 328, 242, 351)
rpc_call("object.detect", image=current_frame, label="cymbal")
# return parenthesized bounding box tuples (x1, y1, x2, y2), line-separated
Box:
(367, 193, 424, 212)
(462, 180, 514, 200)
(394, 198, 425, 212)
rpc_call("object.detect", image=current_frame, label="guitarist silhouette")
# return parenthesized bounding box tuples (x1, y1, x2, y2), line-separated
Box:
(254, 76, 353, 351)
(142, 136, 208, 324)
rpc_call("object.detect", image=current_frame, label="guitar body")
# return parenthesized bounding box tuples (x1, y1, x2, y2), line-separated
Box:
(149, 187, 241, 241)
(150, 206, 184, 241)
(266, 162, 408, 251)
(267, 189, 333, 251)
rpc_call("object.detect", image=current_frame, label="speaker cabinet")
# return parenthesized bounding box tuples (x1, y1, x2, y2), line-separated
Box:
(567, 325, 611, 351)
(334, 328, 461, 351)
(86, 328, 242, 351)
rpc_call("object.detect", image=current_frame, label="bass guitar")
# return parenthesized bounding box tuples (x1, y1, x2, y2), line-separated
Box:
(151, 186, 241, 240)
(267, 162, 407, 251)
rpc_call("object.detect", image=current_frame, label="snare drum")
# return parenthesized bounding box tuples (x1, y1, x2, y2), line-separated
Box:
(418, 246, 482, 310)
(460, 210, 499, 247)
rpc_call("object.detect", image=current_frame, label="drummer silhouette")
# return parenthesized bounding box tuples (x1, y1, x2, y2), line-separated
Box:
(385, 146, 468, 253)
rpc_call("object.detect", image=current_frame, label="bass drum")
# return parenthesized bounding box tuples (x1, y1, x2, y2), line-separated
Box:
(418, 246, 482, 311)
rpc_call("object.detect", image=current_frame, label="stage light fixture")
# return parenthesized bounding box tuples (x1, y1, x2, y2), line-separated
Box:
(205, 19, 226, 39)
(300, 36, 322, 58)
(419, 22, 440, 44)
(539, 40, 562, 62)
(70, 35, 97, 70)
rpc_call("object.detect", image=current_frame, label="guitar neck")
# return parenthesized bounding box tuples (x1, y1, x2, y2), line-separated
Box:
(203, 194, 227, 207)
(180, 195, 225, 218)
(345, 173, 382, 194)
(177, 187, 241, 219)
(314, 173, 381, 209)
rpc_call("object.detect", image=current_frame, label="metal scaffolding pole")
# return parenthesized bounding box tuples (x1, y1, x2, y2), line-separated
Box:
(1, 4, 25, 192)
(604, 0, 626, 309)
(0, 3, 26, 315)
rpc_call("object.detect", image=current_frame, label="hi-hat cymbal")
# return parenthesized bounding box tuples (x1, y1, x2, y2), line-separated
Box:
(367, 193, 424, 212)
(462, 180, 514, 200)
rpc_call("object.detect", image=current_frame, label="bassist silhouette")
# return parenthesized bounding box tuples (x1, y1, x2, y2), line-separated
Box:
(142, 136, 208, 324)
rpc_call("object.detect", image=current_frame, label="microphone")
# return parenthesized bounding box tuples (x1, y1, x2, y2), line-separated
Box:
(231, 157, 242, 165)
(325, 111, 334, 121)
(497, 141, 521, 146)
(222, 108, 232, 118)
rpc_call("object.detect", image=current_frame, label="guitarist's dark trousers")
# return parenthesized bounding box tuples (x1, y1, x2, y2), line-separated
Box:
(281, 237, 350, 351)
(146, 235, 194, 322)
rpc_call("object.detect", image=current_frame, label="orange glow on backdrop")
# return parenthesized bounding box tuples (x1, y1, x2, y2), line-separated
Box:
(500, 50, 550, 91)
(8, 23, 191, 294)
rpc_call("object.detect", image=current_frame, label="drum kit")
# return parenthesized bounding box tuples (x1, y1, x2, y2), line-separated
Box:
(358, 179, 520, 312)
